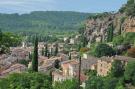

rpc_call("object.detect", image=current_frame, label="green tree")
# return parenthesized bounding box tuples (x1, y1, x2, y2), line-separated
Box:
(41, 47, 45, 56)
(69, 53, 72, 60)
(45, 44, 48, 57)
(110, 60, 124, 78)
(54, 43, 58, 56)
(103, 77, 118, 89)
(125, 0, 135, 17)
(124, 60, 135, 85)
(113, 35, 124, 46)
(86, 76, 104, 89)
(107, 24, 114, 42)
(0, 73, 52, 89)
(54, 59, 60, 69)
(54, 79, 78, 89)
(94, 43, 115, 57)
(0, 29, 2, 41)
(32, 36, 38, 72)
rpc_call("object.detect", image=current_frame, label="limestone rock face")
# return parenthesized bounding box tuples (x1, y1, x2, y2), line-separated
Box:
(84, 13, 115, 43)
(84, 13, 135, 44)
(123, 17, 135, 32)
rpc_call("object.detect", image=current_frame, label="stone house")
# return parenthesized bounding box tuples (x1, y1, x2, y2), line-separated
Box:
(61, 60, 79, 77)
(97, 57, 113, 76)
(52, 70, 72, 82)
(97, 56, 135, 76)
(0, 63, 27, 77)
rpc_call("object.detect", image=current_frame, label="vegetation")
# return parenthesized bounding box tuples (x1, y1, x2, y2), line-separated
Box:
(69, 53, 72, 60)
(32, 36, 38, 72)
(54, 60, 60, 69)
(113, 35, 124, 46)
(54, 44, 58, 56)
(110, 60, 124, 78)
(93, 43, 115, 57)
(0, 73, 52, 89)
(107, 23, 114, 42)
(54, 79, 78, 89)
(119, 0, 135, 17)
(0, 11, 90, 33)
(0, 29, 22, 54)
(86, 60, 135, 89)
(124, 60, 135, 85)
(45, 44, 48, 57)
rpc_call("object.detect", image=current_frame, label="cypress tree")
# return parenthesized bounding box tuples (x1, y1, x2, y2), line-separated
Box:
(50, 47, 53, 56)
(107, 24, 114, 42)
(0, 29, 2, 41)
(69, 53, 71, 60)
(54, 60, 60, 69)
(41, 48, 44, 56)
(32, 36, 38, 72)
(45, 44, 48, 57)
(54, 43, 58, 56)
(47, 51, 50, 59)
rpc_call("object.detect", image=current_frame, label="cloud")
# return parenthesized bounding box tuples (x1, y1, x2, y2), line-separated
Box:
(0, 0, 57, 13)
(0, 0, 55, 5)
(0, 0, 25, 5)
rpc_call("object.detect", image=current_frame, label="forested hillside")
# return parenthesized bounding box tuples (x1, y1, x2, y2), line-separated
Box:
(0, 11, 90, 33)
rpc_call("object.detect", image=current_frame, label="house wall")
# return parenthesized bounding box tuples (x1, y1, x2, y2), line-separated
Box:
(97, 60, 112, 76)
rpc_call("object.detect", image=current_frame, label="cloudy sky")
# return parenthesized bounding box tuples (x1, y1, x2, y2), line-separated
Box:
(0, 0, 127, 14)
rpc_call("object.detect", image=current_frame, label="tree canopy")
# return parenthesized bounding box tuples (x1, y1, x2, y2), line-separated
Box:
(0, 73, 53, 89)
(93, 43, 115, 57)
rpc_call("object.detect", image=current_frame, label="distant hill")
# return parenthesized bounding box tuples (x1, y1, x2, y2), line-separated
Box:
(0, 11, 91, 33)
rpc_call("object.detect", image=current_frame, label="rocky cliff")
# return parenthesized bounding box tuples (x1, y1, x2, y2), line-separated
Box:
(84, 13, 115, 43)
(84, 13, 135, 44)
(123, 17, 135, 32)
(84, 0, 135, 44)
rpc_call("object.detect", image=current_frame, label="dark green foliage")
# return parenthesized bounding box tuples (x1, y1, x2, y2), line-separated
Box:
(41, 47, 45, 56)
(47, 51, 50, 59)
(124, 60, 135, 85)
(94, 43, 115, 57)
(45, 44, 48, 57)
(79, 35, 88, 47)
(78, 25, 85, 35)
(0, 32, 22, 47)
(124, 33, 135, 44)
(18, 60, 29, 67)
(27, 34, 58, 43)
(54, 60, 60, 69)
(88, 12, 111, 20)
(28, 52, 32, 60)
(103, 77, 119, 89)
(0, 29, 2, 41)
(0, 73, 52, 89)
(54, 79, 78, 89)
(107, 23, 114, 42)
(50, 47, 53, 56)
(69, 53, 72, 60)
(119, 0, 135, 17)
(86, 76, 104, 89)
(32, 36, 38, 72)
(110, 60, 124, 78)
(0, 11, 90, 33)
(0, 30, 22, 54)
(54, 44, 58, 56)
(113, 35, 124, 46)
(125, 0, 135, 17)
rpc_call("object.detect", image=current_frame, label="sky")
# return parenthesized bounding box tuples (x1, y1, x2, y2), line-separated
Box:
(0, 0, 127, 14)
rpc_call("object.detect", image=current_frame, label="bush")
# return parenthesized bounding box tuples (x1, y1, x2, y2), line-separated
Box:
(0, 73, 52, 89)
(93, 43, 115, 57)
